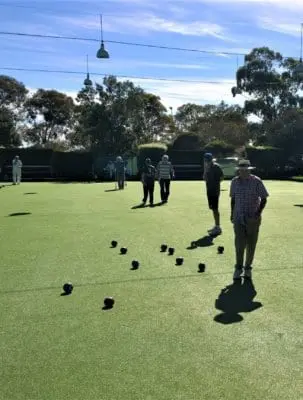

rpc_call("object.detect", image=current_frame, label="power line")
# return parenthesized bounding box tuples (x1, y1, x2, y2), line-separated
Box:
(0, 66, 286, 87)
(0, 31, 248, 57)
(0, 66, 232, 84)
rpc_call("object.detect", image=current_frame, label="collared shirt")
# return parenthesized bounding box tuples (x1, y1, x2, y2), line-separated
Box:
(230, 175, 269, 223)
(157, 161, 174, 179)
(142, 164, 156, 183)
(204, 162, 223, 196)
(12, 159, 22, 169)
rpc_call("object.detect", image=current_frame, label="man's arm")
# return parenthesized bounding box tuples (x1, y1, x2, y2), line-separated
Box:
(256, 180, 269, 216)
(256, 198, 267, 216)
(230, 180, 235, 222)
(171, 164, 175, 179)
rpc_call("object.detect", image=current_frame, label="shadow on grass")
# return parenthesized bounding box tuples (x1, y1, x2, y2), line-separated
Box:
(294, 204, 303, 208)
(60, 292, 71, 297)
(214, 280, 262, 325)
(105, 189, 119, 192)
(8, 212, 32, 217)
(131, 203, 148, 210)
(24, 192, 37, 195)
(187, 235, 214, 250)
(102, 305, 114, 311)
(0, 274, 200, 295)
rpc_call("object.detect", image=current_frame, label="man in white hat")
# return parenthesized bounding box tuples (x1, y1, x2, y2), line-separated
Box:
(12, 155, 23, 185)
(230, 159, 269, 281)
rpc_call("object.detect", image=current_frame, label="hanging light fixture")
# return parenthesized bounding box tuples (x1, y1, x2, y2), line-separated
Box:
(96, 14, 110, 59)
(294, 23, 303, 78)
(84, 55, 93, 86)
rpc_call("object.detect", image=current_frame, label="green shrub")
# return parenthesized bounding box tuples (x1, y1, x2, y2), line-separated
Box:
(137, 143, 167, 169)
(246, 146, 287, 178)
(172, 134, 204, 150)
(51, 151, 93, 179)
(204, 140, 235, 157)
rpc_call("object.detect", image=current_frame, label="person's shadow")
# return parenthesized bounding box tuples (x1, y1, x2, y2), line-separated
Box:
(187, 235, 214, 250)
(214, 280, 262, 324)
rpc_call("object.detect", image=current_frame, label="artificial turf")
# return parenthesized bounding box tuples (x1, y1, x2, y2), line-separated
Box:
(0, 181, 302, 400)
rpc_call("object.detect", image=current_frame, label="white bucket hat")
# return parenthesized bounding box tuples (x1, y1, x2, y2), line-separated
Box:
(236, 159, 255, 170)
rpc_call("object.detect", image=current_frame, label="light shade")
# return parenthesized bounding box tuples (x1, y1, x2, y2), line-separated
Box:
(294, 61, 303, 78)
(84, 73, 92, 86)
(97, 41, 109, 59)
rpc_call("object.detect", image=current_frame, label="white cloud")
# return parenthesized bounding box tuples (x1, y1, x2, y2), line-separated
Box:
(54, 13, 230, 40)
(257, 16, 302, 37)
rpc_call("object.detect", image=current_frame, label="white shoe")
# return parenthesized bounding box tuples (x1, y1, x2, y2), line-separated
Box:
(233, 267, 243, 281)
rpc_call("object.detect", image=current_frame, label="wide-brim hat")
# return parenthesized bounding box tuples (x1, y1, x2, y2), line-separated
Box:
(236, 159, 255, 170)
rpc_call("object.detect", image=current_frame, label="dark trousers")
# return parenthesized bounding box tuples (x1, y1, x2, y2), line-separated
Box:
(160, 179, 171, 201)
(234, 217, 261, 268)
(143, 181, 154, 204)
(117, 174, 125, 190)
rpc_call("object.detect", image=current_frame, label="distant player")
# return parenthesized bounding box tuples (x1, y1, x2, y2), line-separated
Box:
(12, 155, 23, 185)
(141, 158, 156, 206)
(157, 154, 175, 203)
(115, 156, 125, 190)
(203, 153, 224, 236)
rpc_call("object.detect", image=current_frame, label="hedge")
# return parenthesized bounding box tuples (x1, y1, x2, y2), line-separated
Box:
(203, 140, 235, 157)
(137, 143, 167, 169)
(245, 146, 288, 178)
(51, 151, 93, 179)
(172, 134, 204, 150)
(0, 148, 53, 165)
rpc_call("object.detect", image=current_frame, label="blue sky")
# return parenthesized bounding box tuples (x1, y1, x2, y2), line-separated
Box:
(0, 0, 303, 112)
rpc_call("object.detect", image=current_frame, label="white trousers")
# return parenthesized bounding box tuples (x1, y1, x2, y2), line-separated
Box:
(13, 169, 22, 184)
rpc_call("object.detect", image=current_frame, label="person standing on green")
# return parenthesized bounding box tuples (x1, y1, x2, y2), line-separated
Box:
(115, 156, 125, 190)
(141, 158, 156, 206)
(203, 153, 224, 236)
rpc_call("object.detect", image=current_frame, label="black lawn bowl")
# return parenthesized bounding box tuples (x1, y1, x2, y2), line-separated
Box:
(168, 247, 175, 256)
(131, 260, 140, 270)
(161, 244, 168, 252)
(198, 263, 206, 273)
(103, 297, 115, 309)
(218, 246, 224, 255)
(111, 240, 118, 248)
(63, 282, 73, 295)
(120, 247, 128, 255)
(176, 257, 184, 266)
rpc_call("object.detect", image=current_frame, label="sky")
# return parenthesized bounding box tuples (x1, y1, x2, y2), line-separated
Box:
(0, 0, 303, 113)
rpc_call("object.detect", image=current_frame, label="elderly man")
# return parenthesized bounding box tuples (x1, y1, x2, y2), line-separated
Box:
(230, 159, 269, 281)
(115, 156, 125, 190)
(12, 155, 23, 185)
(203, 153, 224, 236)
(157, 154, 175, 203)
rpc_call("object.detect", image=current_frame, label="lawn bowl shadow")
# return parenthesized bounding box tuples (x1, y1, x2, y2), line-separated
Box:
(187, 235, 214, 250)
(214, 280, 262, 325)
(8, 212, 32, 217)
(102, 305, 113, 311)
(294, 204, 303, 208)
(105, 189, 119, 192)
(24, 192, 37, 195)
(60, 292, 71, 297)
